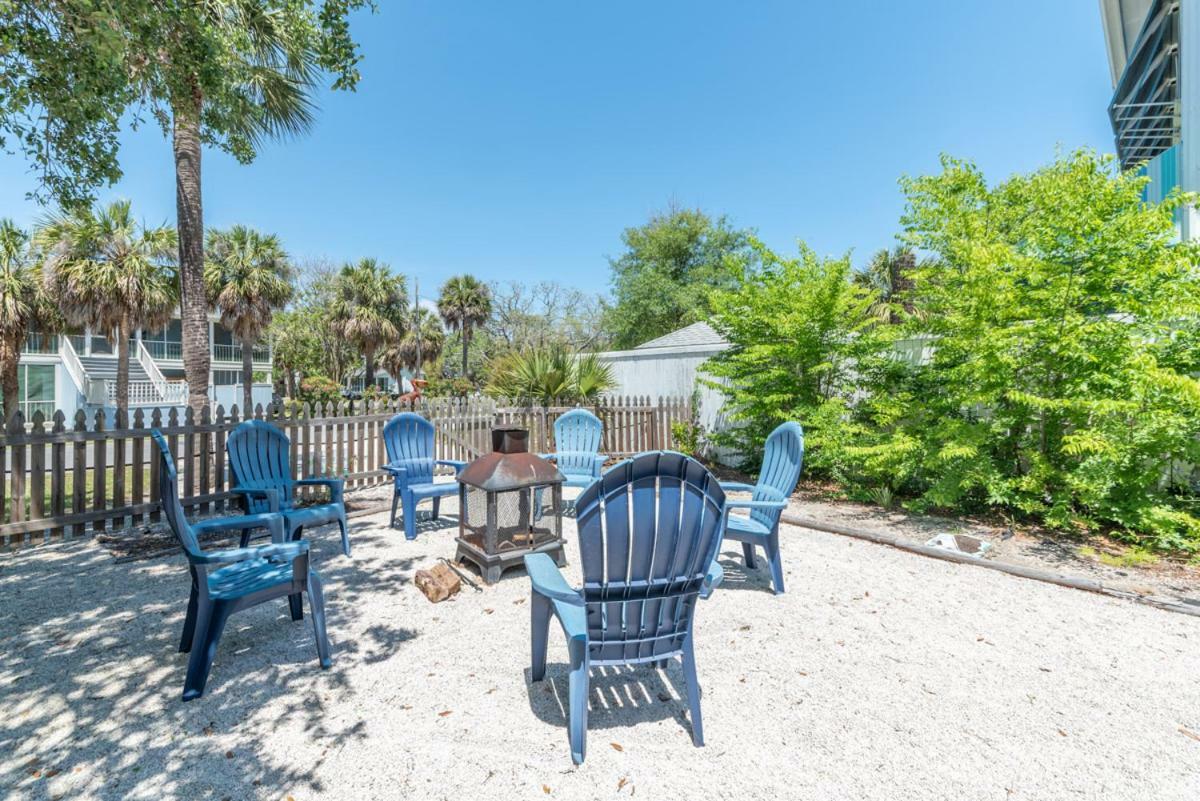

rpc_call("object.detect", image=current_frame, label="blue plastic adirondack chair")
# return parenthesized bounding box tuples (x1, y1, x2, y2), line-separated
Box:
(152, 430, 332, 701)
(525, 451, 727, 764)
(720, 421, 804, 594)
(541, 408, 606, 490)
(226, 420, 350, 556)
(381, 412, 467, 540)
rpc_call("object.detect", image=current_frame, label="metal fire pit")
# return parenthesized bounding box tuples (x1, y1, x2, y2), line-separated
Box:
(454, 428, 565, 584)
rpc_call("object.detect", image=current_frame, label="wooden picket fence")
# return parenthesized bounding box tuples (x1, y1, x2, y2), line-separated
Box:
(0, 394, 691, 550)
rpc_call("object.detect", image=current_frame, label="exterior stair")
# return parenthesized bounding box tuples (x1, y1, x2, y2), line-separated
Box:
(76, 355, 154, 384)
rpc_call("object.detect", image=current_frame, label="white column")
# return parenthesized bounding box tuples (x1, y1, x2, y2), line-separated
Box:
(1181, 0, 1200, 240)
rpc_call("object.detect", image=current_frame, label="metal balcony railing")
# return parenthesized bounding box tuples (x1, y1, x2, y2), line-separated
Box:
(22, 333, 58, 355)
(212, 342, 271, 364)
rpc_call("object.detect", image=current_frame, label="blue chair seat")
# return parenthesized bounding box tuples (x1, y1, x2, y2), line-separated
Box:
(282, 503, 344, 534)
(560, 471, 599, 490)
(722, 513, 771, 540)
(208, 559, 297, 600)
(404, 480, 460, 500)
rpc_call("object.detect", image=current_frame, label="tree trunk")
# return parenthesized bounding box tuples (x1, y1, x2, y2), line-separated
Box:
(461, 327, 470, 377)
(364, 348, 375, 388)
(0, 339, 20, 426)
(116, 319, 131, 413)
(173, 97, 211, 414)
(241, 336, 255, 414)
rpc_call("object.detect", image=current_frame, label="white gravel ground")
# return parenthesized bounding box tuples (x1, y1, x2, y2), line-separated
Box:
(1, 499, 1198, 801)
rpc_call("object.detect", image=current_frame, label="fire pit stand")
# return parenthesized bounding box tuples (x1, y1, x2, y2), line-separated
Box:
(454, 428, 566, 584)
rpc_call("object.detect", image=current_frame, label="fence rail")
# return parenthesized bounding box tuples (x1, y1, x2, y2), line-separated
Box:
(0, 394, 691, 550)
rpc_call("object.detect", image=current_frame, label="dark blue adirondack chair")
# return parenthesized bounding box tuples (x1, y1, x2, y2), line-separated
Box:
(152, 431, 332, 701)
(226, 420, 350, 556)
(525, 451, 726, 764)
(382, 412, 466, 540)
(720, 421, 804, 594)
(540, 408, 606, 490)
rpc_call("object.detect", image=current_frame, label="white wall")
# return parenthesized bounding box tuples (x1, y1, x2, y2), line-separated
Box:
(597, 343, 734, 460)
(211, 384, 276, 414)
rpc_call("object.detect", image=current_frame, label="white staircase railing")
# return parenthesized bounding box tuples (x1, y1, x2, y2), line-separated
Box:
(58, 336, 99, 402)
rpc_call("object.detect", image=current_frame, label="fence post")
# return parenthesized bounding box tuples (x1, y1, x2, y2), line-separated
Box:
(149, 408, 163, 522)
(72, 410, 87, 535)
(29, 411, 45, 542)
(50, 410, 66, 540)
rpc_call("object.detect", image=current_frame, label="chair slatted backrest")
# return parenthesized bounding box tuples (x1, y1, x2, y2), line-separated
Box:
(553, 408, 603, 475)
(750, 422, 805, 530)
(151, 430, 203, 561)
(575, 451, 726, 664)
(227, 420, 295, 511)
(382, 412, 435, 484)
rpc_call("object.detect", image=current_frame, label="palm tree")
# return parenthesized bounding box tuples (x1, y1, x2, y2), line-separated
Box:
(328, 259, 406, 389)
(38, 200, 178, 413)
(204, 226, 294, 413)
(854, 246, 917, 323)
(488, 345, 615, 408)
(438, 274, 492, 378)
(379, 306, 445, 387)
(0, 220, 58, 423)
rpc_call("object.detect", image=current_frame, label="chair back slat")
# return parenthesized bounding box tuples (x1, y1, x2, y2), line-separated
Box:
(750, 422, 804, 529)
(150, 430, 202, 559)
(227, 420, 295, 511)
(552, 409, 603, 474)
(574, 451, 725, 663)
(382, 413, 435, 484)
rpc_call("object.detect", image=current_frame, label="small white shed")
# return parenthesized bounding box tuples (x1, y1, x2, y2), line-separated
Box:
(595, 322, 731, 446)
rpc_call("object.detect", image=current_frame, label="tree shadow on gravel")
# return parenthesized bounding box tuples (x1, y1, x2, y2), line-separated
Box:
(0, 516, 421, 801)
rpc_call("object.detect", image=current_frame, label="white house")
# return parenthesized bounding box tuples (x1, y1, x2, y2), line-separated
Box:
(595, 321, 731, 444)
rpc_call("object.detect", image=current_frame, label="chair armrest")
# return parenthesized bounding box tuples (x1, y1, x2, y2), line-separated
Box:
(525, 553, 584, 607)
(719, 481, 758, 494)
(194, 538, 308, 566)
(726, 498, 789, 511)
(700, 559, 724, 600)
(591, 454, 607, 477)
(537, 453, 555, 461)
(436, 459, 467, 474)
(297, 477, 344, 504)
(192, 512, 286, 543)
(383, 463, 408, 479)
(229, 486, 280, 513)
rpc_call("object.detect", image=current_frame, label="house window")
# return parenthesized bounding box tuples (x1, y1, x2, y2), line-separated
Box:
(213, 370, 241, 386)
(17, 364, 55, 419)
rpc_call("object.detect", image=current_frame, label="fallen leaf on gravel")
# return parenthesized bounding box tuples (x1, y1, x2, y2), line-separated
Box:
(484, 608, 494, 615)
(1057, 729, 1067, 737)
(438, 710, 453, 717)
(738, 625, 751, 631)
(1180, 727, 1200, 742)
(618, 776, 629, 790)
(542, 785, 551, 794)
(44, 768, 60, 778)
(656, 691, 671, 702)
(514, 598, 525, 605)
(224, 751, 234, 759)
(611, 742, 624, 752)
(1038, 667, 1052, 672)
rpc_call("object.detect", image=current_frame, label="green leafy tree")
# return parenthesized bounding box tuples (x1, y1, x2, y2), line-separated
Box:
(842, 151, 1200, 550)
(0, 220, 59, 422)
(854, 245, 917, 323)
(38, 199, 178, 413)
(204, 226, 294, 412)
(329, 258, 406, 388)
(0, 2, 372, 413)
(380, 306, 445, 385)
(703, 238, 879, 471)
(488, 345, 615, 408)
(270, 307, 325, 398)
(605, 206, 754, 349)
(438, 274, 492, 378)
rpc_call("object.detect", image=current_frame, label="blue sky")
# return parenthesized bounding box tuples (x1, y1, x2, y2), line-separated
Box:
(0, 1, 1116, 298)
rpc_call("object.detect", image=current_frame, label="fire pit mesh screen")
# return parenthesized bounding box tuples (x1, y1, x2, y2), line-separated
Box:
(461, 487, 557, 553)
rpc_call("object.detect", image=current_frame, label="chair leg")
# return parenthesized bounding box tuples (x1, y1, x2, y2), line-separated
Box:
(308, 571, 333, 669)
(431, 496, 441, 520)
(239, 528, 253, 548)
(742, 541, 758, 570)
(179, 578, 199, 653)
(681, 634, 704, 746)
(567, 637, 590, 765)
(402, 492, 417, 541)
(337, 514, 351, 557)
(530, 592, 551, 682)
(766, 530, 785, 594)
(292, 524, 305, 542)
(289, 592, 304, 621)
(390, 491, 400, 529)
(183, 600, 231, 702)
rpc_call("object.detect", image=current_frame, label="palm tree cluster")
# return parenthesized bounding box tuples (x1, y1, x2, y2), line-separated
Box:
(488, 346, 615, 408)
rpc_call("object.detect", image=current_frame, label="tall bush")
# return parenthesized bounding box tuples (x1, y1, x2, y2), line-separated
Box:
(841, 151, 1200, 549)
